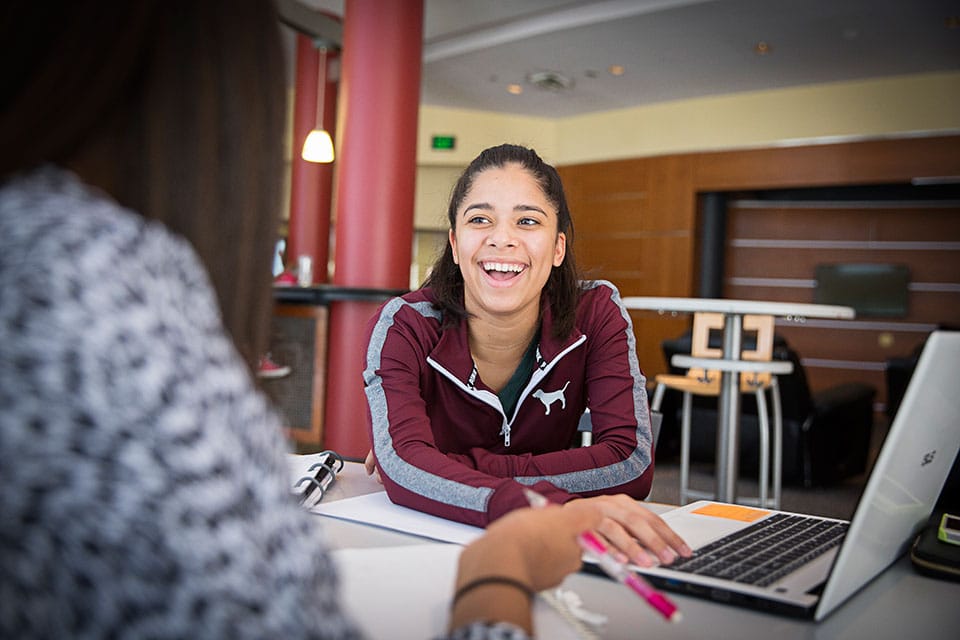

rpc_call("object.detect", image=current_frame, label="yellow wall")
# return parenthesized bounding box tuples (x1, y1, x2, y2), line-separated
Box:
(556, 71, 960, 164)
(417, 106, 556, 166)
(410, 71, 960, 280)
(418, 71, 960, 167)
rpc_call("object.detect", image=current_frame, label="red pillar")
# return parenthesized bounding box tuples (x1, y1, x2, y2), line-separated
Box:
(324, 0, 423, 456)
(287, 34, 336, 283)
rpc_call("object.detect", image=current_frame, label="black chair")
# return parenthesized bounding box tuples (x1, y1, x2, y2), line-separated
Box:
(656, 331, 876, 488)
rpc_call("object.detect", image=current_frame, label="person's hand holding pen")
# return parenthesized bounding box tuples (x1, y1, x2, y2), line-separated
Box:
(450, 498, 606, 636)
(526, 489, 683, 622)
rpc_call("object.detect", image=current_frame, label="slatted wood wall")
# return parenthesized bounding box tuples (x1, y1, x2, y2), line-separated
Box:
(724, 197, 960, 410)
(559, 134, 960, 411)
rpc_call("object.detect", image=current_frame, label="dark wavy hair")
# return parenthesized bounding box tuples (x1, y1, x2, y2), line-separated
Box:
(423, 143, 582, 339)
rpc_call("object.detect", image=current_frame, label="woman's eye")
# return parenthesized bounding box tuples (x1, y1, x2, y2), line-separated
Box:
(467, 215, 490, 225)
(518, 217, 540, 226)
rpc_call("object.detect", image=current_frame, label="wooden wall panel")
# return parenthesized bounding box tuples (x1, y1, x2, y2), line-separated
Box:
(693, 135, 960, 191)
(562, 156, 696, 297)
(728, 204, 960, 243)
(727, 248, 960, 281)
(910, 292, 960, 324)
(644, 154, 697, 232)
(724, 191, 960, 414)
(776, 325, 929, 366)
(559, 134, 960, 398)
(724, 284, 813, 303)
(875, 206, 960, 239)
(562, 156, 696, 379)
(630, 315, 692, 376)
(577, 236, 654, 273)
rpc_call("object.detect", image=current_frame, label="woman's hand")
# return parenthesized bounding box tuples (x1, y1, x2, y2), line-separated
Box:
(565, 494, 692, 567)
(450, 500, 604, 634)
(363, 450, 382, 484)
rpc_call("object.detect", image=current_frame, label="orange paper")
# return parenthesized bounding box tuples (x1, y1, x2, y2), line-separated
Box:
(692, 503, 770, 523)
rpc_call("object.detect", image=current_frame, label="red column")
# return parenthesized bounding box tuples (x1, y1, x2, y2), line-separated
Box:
(287, 34, 336, 283)
(324, 0, 423, 456)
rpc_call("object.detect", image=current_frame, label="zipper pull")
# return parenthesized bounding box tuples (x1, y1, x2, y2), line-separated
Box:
(535, 348, 547, 370)
(500, 422, 511, 447)
(467, 365, 478, 390)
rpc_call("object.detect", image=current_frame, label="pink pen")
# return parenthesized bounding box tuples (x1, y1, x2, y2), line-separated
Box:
(522, 488, 681, 623)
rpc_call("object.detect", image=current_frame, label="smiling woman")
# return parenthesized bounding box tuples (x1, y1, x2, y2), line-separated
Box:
(449, 162, 568, 384)
(363, 144, 691, 569)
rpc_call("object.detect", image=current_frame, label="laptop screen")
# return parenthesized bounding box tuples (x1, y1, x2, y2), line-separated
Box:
(816, 331, 960, 619)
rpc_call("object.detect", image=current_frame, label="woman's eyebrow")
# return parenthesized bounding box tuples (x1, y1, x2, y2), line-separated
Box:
(461, 202, 549, 216)
(462, 202, 493, 216)
(516, 204, 547, 214)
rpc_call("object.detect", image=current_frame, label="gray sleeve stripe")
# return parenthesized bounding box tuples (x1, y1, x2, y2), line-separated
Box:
(365, 298, 492, 513)
(516, 280, 652, 493)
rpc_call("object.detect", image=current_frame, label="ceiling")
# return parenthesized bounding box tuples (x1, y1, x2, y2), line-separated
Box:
(297, 0, 960, 119)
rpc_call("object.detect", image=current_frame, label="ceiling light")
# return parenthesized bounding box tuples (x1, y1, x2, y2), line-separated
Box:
(301, 47, 335, 164)
(608, 64, 625, 76)
(507, 83, 523, 95)
(302, 130, 334, 163)
(754, 41, 772, 55)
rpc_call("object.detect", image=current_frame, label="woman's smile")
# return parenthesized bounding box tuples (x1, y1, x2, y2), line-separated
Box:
(480, 260, 528, 284)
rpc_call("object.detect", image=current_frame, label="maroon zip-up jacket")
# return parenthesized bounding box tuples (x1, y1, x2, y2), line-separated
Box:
(363, 280, 655, 527)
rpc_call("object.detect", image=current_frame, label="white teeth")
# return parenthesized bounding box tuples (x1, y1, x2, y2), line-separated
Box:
(483, 262, 525, 273)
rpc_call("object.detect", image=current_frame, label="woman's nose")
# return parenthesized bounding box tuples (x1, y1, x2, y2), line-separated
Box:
(487, 221, 517, 247)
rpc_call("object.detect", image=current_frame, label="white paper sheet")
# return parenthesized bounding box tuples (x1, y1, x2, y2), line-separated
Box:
(311, 491, 484, 545)
(331, 545, 588, 640)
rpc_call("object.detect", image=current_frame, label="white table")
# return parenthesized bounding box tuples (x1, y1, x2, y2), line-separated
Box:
(314, 463, 960, 639)
(621, 297, 855, 503)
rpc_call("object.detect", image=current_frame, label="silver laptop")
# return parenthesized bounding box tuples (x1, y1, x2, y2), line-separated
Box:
(633, 330, 960, 620)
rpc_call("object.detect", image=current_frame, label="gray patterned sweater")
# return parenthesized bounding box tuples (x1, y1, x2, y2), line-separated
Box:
(0, 168, 526, 640)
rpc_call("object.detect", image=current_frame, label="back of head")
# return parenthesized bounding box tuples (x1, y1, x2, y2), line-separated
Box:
(0, 0, 287, 367)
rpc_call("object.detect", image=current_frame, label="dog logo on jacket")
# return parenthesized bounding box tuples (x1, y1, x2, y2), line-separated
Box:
(533, 381, 570, 415)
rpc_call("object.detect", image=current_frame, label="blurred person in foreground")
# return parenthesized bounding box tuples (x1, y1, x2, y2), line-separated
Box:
(0, 2, 605, 638)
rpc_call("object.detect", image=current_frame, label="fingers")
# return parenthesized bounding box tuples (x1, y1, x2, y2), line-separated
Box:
(363, 450, 375, 475)
(574, 495, 692, 567)
(363, 450, 384, 484)
(595, 518, 656, 567)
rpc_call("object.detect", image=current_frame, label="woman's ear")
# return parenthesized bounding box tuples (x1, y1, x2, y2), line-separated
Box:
(553, 231, 566, 267)
(449, 228, 459, 265)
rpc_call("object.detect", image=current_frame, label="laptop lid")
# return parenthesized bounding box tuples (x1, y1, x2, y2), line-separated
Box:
(814, 330, 960, 619)
(633, 331, 960, 619)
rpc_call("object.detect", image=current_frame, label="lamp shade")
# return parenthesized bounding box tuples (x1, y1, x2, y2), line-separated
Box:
(302, 129, 335, 163)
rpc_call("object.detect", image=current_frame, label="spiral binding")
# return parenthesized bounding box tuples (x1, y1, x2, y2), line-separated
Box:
(293, 450, 344, 508)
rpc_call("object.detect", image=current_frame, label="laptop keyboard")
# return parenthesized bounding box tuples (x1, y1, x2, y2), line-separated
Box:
(668, 513, 849, 587)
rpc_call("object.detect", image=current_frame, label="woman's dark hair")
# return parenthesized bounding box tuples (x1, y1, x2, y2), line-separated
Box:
(0, 0, 287, 369)
(423, 143, 582, 340)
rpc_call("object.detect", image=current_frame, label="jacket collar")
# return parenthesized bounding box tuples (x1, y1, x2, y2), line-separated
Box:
(428, 292, 584, 383)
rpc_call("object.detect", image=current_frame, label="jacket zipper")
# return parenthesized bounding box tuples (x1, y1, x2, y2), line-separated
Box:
(426, 334, 586, 447)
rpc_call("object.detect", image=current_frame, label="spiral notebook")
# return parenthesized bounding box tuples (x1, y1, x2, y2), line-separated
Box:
(288, 450, 344, 509)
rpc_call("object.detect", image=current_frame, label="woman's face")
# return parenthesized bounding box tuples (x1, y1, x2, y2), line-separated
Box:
(449, 163, 566, 323)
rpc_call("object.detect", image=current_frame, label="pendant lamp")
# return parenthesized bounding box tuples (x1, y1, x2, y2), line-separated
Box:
(301, 46, 334, 163)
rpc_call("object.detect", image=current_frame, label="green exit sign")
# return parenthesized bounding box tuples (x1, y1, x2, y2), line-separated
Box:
(431, 135, 456, 150)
